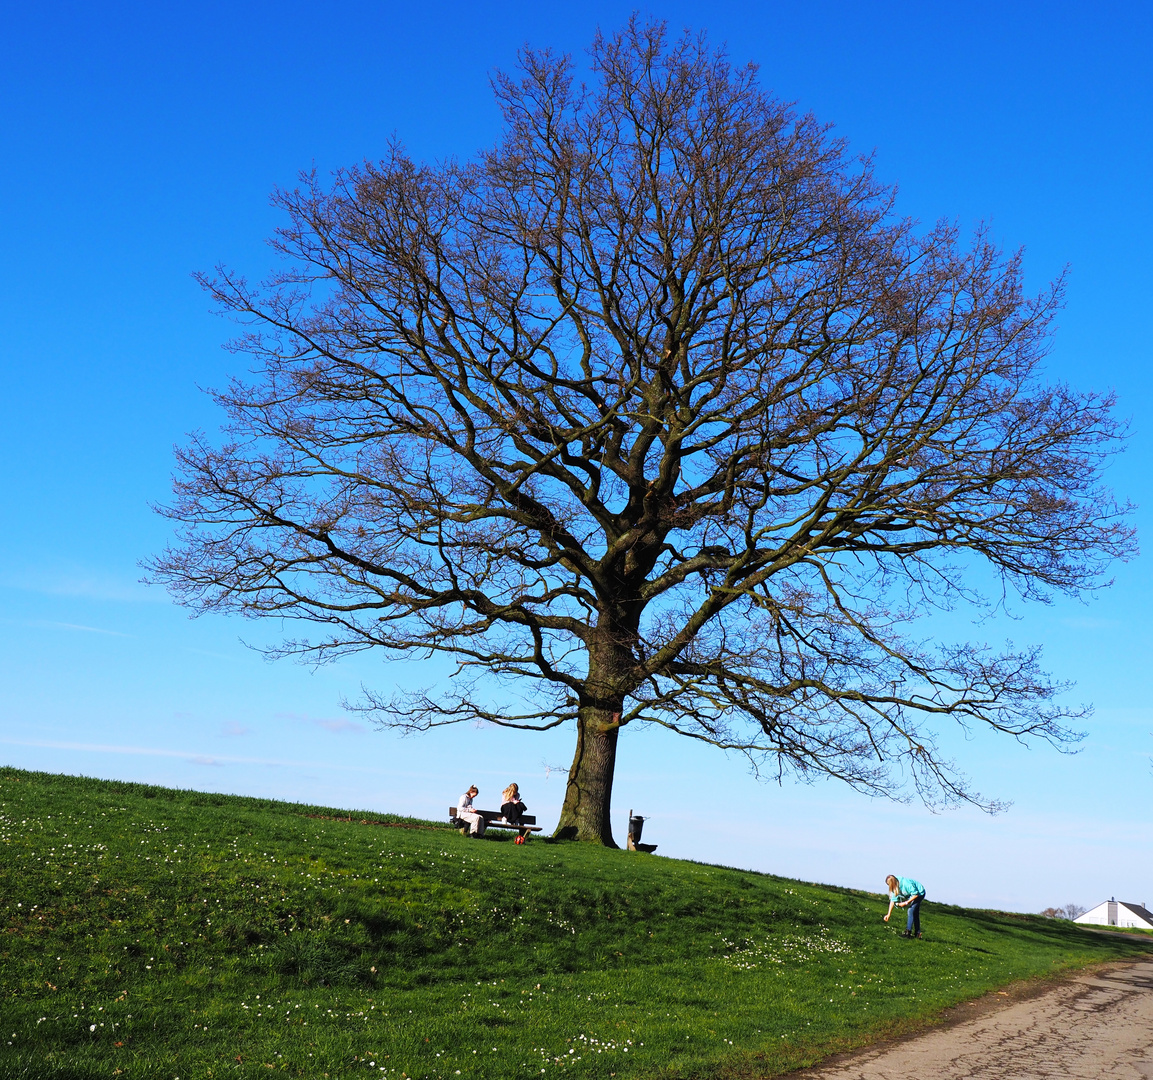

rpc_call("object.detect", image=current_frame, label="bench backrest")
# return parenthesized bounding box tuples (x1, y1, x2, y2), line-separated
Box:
(449, 806, 537, 825)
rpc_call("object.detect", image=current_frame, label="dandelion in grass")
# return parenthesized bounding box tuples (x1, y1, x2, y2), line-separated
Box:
(717, 928, 852, 969)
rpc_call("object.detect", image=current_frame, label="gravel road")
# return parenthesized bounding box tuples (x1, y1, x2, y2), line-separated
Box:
(799, 957, 1153, 1079)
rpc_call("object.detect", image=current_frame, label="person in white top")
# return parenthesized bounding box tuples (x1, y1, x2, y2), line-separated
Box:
(457, 785, 486, 837)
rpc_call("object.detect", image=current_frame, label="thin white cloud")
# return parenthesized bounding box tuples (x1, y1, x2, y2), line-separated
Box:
(0, 738, 259, 765)
(29, 620, 133, 638)
(314, 718, 367, 735)
(180, 646, 247, 662)
(0, 568, 165, 604)
(1058, 616, 1120, 631)
(220, 721, 252, 738)
(0, 737, 425, 777)
(275, 710, 368, 735)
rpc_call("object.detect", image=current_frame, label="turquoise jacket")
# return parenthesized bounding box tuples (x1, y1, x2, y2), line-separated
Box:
(890, 877, 925, 902)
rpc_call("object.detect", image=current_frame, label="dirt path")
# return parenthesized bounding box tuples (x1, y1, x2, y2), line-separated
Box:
(800, 958, 1153, 1079)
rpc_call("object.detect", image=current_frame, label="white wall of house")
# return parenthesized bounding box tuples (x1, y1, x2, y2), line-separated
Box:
(1075, 901, 1153, 929)
(1076, 901, 1116, 926)
(1117, 905, 1153, 930)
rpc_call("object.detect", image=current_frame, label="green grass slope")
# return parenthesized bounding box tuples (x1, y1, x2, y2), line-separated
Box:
(1, 767, 1148, 1079)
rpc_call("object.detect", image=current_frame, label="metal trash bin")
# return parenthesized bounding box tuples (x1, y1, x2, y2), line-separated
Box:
(627, 810, 656, 852)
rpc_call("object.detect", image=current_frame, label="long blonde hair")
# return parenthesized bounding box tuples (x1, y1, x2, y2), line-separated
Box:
(885, 875, 899, 892)
(502, 782, 520, 803)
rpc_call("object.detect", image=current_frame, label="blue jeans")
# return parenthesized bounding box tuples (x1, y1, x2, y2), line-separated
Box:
(906, 895, 924, 935)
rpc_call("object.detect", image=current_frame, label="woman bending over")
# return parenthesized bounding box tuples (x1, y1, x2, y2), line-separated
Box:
(884, 874, 926, 938)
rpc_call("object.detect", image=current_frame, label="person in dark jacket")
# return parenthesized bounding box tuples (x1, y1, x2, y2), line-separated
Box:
(500, 782, 527, 827)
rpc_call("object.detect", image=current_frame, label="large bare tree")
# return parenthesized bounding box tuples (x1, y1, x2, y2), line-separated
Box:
(152, 21, 1132, 844)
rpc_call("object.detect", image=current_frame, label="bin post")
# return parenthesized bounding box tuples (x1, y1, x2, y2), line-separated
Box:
(627, 809, 645, 851)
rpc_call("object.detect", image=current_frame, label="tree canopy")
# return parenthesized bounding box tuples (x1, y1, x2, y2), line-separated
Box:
(152, 20, 1133, 844)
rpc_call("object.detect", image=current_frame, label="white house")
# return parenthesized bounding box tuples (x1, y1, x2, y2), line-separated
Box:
(1074, 898, 1153, 930)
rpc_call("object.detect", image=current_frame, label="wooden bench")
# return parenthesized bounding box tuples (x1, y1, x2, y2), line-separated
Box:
(448, 806, 542, 835)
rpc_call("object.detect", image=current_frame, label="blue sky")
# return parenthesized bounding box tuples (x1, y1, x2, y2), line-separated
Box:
(1, 1, 1150, 912)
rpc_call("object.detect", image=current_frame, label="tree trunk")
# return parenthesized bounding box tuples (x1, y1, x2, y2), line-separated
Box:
(554, 707, 620, 845)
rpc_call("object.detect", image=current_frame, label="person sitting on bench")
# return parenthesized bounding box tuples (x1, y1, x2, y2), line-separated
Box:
(457, 785, 486, 837)
(500, 782, 527, 827)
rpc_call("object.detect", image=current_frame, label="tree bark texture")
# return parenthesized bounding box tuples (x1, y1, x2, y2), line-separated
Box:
(555, 709, 620, 844)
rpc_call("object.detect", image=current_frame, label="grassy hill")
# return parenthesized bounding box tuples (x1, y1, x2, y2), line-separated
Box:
(1, 767, 1148, 1079)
